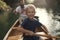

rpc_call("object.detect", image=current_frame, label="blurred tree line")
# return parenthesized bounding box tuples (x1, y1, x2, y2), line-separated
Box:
(0, 0, 19, 40)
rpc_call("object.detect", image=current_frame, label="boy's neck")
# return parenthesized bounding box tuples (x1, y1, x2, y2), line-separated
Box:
(28, 18, 34, 21)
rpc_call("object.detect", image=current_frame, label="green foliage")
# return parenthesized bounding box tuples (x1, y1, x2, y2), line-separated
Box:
(0, 0, 8, 11)
(0, 10, 19, 40)
(8, 10, 19, 27)
(0, 0, 19, 40)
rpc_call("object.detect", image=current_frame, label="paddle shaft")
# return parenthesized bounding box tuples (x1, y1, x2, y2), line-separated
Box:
(33, 34, 60, 38)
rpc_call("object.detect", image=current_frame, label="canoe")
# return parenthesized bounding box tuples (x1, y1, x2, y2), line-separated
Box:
(3, 19, 22, 40)
(3, 19, 56, 40)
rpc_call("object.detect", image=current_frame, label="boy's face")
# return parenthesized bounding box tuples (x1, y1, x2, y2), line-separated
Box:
(26, 7, 35, 19)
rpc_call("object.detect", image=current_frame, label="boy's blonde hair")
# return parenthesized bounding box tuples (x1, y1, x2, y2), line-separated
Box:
(26, 4, 36, 9)
(25, 4, 36, 13)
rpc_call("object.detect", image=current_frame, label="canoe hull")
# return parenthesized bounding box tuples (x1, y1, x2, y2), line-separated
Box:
(3, 19, 56, 40)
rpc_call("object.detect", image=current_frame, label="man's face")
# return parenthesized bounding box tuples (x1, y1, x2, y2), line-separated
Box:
(26, 8, 35, 19)
(19, 1, 24, 5)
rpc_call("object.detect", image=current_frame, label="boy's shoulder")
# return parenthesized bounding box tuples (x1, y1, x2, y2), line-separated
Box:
(33, 18, 41, 24)
(33, 18, 38, 22)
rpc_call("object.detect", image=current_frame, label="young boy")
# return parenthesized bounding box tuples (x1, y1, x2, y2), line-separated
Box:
(14, 5, 49, 40)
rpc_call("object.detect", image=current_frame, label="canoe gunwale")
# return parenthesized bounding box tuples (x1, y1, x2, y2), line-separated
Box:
(3, 19, 19, 40)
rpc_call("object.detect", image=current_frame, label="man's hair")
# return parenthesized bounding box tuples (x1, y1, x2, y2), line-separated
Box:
(18, 0, 24, 3)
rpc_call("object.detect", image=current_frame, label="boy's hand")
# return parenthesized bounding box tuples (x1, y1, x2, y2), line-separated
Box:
(47, 33, 52, 38)
(25, 31, 35, 36)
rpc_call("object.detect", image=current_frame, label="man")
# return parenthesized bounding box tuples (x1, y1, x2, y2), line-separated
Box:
(13, 0, 27, 24)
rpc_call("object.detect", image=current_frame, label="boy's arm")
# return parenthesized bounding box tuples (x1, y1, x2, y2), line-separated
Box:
(13, 27, 35, 36)
(36, 22, 49, 34)
(41, 25, 49, 34)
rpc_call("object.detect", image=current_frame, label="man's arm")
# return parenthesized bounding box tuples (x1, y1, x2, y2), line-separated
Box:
(13, 6, 20, 15)
(13, 9, 18, 15)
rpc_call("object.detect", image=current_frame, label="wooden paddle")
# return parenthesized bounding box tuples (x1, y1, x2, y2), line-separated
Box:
(33, 33, 60, 38)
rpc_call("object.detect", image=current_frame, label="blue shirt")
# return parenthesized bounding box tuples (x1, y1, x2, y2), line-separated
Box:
(21, 18, 42, 40)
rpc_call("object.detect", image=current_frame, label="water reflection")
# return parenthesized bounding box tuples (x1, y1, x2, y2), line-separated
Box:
(35, 8, 60, 36)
